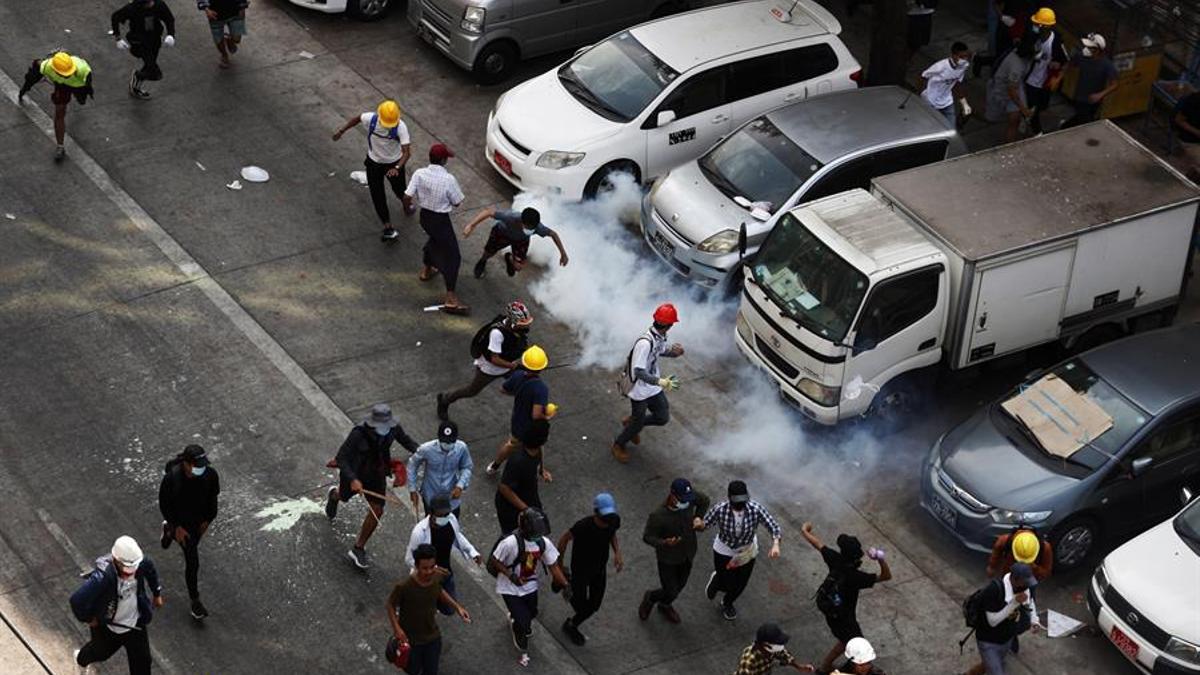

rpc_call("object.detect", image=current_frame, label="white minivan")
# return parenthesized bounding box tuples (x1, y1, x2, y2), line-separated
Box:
(485, 0, 861, 200)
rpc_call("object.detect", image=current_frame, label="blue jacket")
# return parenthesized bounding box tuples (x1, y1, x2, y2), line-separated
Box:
(70, 555, 163, 629)
(407, 439, 473, 510)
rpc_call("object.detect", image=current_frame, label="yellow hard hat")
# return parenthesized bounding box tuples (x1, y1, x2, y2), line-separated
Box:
(521, 345, 548, 371)
(1030, 7, 1056, 26)
(376, 100, 401, 128)
(546, 403, 558, 417)
(1012, 530, 1040, 564)
(51, 52, 76, 78)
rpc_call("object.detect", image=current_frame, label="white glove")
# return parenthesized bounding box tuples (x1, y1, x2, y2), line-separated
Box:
(116, 38, 130, 50)
(1000, 14, 1015, 27)
(163, 35, 175, 47)
(959, 98, 972, 116)
(657, 375, 680, 391)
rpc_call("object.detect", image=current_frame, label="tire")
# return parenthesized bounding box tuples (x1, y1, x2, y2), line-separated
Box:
(1050, 516, 1100, 571)
(472, 41, 518, 85)
(867, 371, 934, 436)
(346, 0, 392, 21)
(1071, 323, 1125, 354)
(583, 161, 640, 200)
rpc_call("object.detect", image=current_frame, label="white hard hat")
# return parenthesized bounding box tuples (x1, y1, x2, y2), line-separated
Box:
(844, 637, 876, 664)
(112, 536, 143, 568)
(1081, 33, 1107, 51)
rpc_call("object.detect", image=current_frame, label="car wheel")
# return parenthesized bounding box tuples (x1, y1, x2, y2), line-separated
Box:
(347, 0, 392, 21)
(472, 42, 518, 85)
(583, 161, 640, 200)
(1051, 516, 1100, 570)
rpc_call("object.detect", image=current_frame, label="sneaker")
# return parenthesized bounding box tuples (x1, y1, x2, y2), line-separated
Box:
(561, 618, 586, 645)
(74, 648, 90, 674)
(473, 258, 487, 279)
(638, 591, 653, 621)
(348, 546, 369, 570)
(503, 252, 516, 277)
(189, 599, 209, 620)
(610, 443, 631, 464)
(160, 521, 172, 550)
(658, 604, 681, 624)
(704, 571, 719, 600)
(131, 88, 151, 100)
(621, 416, 641, 445)
(721, 603, 737, 621)
(381, 227, 399, 242)
(485, 461, 501, 477)
(54, 146, 66, 162)
(325, 486, 338, 520)
(436, 393, 449, 421)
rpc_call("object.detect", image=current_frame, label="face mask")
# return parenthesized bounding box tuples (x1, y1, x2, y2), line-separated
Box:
(523, 227, 537, 237)
(438, 441, 454, 452)
(374, 427, 388, 436)
(1031, 25, 1042, 34)
(191, 466, 206, 477)
(764, 643, 785, 653)
(434, 515, 451, 527)
(1081, 47, 1094, 57)
(670, 500, 690, 511)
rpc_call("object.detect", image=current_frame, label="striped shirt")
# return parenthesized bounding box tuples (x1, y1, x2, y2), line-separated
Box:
(704, 500, 782, 551)
(405, 163, 464, 213)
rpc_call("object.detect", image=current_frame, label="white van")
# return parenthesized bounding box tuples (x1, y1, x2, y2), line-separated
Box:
(485, 0, 861, 200)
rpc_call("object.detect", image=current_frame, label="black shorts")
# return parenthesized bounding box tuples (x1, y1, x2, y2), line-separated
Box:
(483, 230, 531, 261)
(825, 613, 863, 643)
(339, 471, 386, 505)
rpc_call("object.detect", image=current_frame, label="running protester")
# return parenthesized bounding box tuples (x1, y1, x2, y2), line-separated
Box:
(640, 478, 711, 624)
(405, 495, 481, 616)
(437, 301, 532, 420)
(407, 421, 474, 517)
(70, 537, 164, 675)
(197, 0, 248, 69)
(158, 444, 219, 620)
(612, 303, 684, 463)
(387, 543, 471, 675)
(484, 345, 550, 476)
(701, 480, 783, 621)
(18, 51, 94, 161)
(557, 493, 624, 645)
(332, 100, 413, 243)
(111, 0, 176, 100)
(462, 206, 569, 278)
(488, 507, 570, 667)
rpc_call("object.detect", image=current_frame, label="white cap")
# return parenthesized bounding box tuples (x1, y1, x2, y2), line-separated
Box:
(112, 536, 143, 568)
(1081, 33, 1107, 51)
(844, 637, 876, 664)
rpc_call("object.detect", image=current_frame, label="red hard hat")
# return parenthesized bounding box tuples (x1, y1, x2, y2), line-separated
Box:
(653, 303, 679, 325)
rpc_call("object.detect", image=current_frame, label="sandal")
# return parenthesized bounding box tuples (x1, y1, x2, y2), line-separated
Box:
(440, 304, 470, 316)
(418, 267, 439, 282)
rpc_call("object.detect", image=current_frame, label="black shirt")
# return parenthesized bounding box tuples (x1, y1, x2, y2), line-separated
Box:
(502, 371, 548, 441)
(494, 449, 542, 518)
(568, 516, 620, 575)
(1179, 93, 1200, 144)
(158, 464, 220, 526)
(820, 546, 877, 619)
(431, 521, 455, 570)
(975, 579, 1023, 644)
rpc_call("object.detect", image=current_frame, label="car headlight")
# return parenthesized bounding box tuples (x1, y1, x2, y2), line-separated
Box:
(461, 6, 485, 33)
(536, 151, 586, 170)
(698, 229, 739, 254)
(1093, 564, 1110, 596)
(736, 310, 752, 342)
(989, 509, 1052, 524)
(1166, 637, 1200, 664)
(797, 378, 841, 406)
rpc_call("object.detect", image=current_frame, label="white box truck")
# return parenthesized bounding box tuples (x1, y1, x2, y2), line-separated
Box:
(735, 121, 1200, 426)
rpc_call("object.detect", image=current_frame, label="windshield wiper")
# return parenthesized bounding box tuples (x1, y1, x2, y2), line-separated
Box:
(557, 71, 625, 120)
(697, 161, 740, 199)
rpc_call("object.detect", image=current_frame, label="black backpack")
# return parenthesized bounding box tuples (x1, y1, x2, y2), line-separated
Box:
(487, 532, 548, 578)
(814, 568, 847, 618)
(958, 579, 1001, 652)
(469, 315, 507, 359)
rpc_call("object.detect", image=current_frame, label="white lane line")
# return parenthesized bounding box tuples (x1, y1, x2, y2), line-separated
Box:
(1, 71, 586, 674)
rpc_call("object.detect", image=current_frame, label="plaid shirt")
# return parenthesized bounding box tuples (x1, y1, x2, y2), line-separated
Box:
(704, 500, 782, 549)
(733, 645, 795, 675)
(405, 164, 464, 213)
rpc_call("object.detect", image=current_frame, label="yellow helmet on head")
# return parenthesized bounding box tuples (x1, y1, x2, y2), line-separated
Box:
(1031, 7, 1056, 27)
(522, 345, 548, 371)
(1012, 530, 1040, 563)
(51, 52, 76, 78)
(376, 100, 401, 128)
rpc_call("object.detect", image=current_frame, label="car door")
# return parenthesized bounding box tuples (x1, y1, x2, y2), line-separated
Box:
(574, 0, 646, 45)
(1128, 406, 1200, 523)
(726, 43, 840, 124)
(514, 0, 581, 57)
(644, 66, 732, 178)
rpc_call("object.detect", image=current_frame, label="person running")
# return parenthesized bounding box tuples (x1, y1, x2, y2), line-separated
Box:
(612, 303, 684, 464)
(484, 345, 550, 476)
(325, 403, 419, 570)
(702, 481, 782, 620)
(462, 206, 569, 278)
(557, 493, 624, 645)
(332, 100, 413, 243)
(403, 144, 468, 314)
(407, 421, 473, 517)
(494, 419, 551, 533)
(387, 543, 472, 675)
(800, 637, 887, 675)
(1023, 7, 1067, 135)
(488, 507, 570, 667)
(70, 536, 164, 675)
(17, 51, 94, 161)
(733, 623, 807, 674)
(111, 0, 176, 100)
(800, 522, 892, 674)
(197, 0, 248, 69)
(437, 301, 532, 420)
(157, 444, 219, 620)
(405, 495, 481, 616)
(965, 563, 1040, 675)
(986, 527, 1053, 582)
(640, 478, 710, 624)
(985, 33, 1036, 143)
(1059, 33, 1118, 129)
(920, 41, 972, 126)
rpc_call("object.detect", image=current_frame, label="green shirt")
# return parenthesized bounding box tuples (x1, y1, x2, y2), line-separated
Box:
(388, 577, 443, 645)
(40, 57, 91, 88)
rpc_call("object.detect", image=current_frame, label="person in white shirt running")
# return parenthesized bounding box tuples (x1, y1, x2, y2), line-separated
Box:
(920, 41, 972, 127)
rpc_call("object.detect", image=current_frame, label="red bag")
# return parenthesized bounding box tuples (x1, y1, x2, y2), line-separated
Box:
(324, 458, 406, 487)
(385, 636, 410, 669)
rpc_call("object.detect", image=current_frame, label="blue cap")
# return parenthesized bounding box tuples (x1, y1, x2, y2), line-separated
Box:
(1010, 562, 1038, 588)
(670, 478, 694, 501)
(593, 492, 617, 516)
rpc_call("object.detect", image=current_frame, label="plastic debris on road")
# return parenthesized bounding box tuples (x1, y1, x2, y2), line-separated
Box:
(298, 50, 315, 59)
(226, 180, 243, 190)
(1046, 609, 1086, 638)
(240, 166, 270, 183)
(3, 213, 15, 220)
(349, 170, 368, 185)
(195, 161, 207, 172)
(423, 304, 444, 312)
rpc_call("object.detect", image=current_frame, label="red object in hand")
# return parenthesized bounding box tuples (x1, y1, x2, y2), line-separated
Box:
(385, 636, 410, 669)
(391, 460, 407, 487)
(325, 457, 338, 469)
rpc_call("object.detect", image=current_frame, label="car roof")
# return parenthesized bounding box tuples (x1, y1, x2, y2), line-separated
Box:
(630, 0, 840, 72)
(1081, 323, 1200, 416)
(766, 86, 955, 164)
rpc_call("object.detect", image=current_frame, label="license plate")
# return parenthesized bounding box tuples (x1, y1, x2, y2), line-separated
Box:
(650, 230, 675, 259)
(1110, 626, 1140, 662)
(493, 150, 513, 176)
(930, 494, 957, 527)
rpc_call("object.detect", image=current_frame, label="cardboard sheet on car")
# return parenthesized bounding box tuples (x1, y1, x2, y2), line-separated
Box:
(1000, 374, 1112, 457)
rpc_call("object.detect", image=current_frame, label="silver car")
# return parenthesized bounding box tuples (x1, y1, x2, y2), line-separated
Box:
(920, 323, 1200, 570)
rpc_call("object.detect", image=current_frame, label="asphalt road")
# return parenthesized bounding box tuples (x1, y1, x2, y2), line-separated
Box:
(0, 1, 1188, 674)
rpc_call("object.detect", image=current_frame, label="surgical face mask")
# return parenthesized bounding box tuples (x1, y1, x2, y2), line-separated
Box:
(374, 427, 388, 436)
(1031, 25, 1042, 34)
(523, 227, 537, 237)
(670, 500, 690, 511)
(438, 441, 454, 453)
(764, 643, 785, 653)
(1081, 47, 1095, 57)
(191, 465, 206, 477)
(434, 515, 451, 527)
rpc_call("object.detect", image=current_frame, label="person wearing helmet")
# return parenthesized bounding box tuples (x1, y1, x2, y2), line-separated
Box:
(332, 99, 413, 243)
(1023, 7, 1068, 135)
(462, 205, 569, 278)
(17, 50, 95, 161)
(403, 143, 469, 314)
(986, 526, 1053, 581)
(1060, 33, 1118, 129)
(489, 507, 570, 666)
(732, 623, 806, 674)
(70, 536, 164, 675)
(198, 0, 249, 69)
(484, 344, 551, 475)
(826, 637, 887, 675)
(611, 303, 685, 463)
(407, 421, 474, 517)
(556, 493, 624, 645)
(157, 444, 220, 620)
(437, 300, 532, 420)
(110, 0, 176, 100)
(494, 419, 551, 533)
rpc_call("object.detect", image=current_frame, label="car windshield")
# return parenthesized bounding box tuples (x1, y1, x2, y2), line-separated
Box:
(997, 359, 1150, 473)
(698, 117, 823, 212)
(1174, 498, 1200, 555)
(558, 31, 678, 123)
(751, 212, 868, 341)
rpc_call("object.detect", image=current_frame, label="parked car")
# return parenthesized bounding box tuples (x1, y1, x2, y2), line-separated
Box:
(642, 85, 964, 292)
(408, 0, 701, 84)
(286, 0, 394, 22)
(485, 0, 861, 200)
(1088, 488, 1200, 673)
(920, 323, 1200, 570)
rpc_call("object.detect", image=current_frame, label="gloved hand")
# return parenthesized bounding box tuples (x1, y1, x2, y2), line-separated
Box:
(163, 35, 175, 47)
(959, 98, 972, 117)
(116, 39, 130, 50)
(657, 375, 680, 391)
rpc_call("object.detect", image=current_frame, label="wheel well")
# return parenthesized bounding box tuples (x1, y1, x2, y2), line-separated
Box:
(583, 160, 641, 198)
(479, 38, 520, 60)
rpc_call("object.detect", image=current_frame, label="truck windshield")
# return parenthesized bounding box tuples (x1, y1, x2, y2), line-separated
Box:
(698, 117, 823, 212)
(558, 32, 678, 123)
(751, 212, 868, 342)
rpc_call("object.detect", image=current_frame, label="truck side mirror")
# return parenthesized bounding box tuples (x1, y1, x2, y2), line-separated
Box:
(656, 110, 677, 128)
(1131, 456, 1154, 478)
(738, 222, 747, 259)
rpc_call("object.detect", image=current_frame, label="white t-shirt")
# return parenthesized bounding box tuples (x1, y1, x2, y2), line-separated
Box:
(921, 57, 967, 110)
(1026, 33, 1056, 88)
(493, 535, 559, 597)
(109, 576, 138, 634)
(628, 330, 669, 401)
(360, 113, 411, 164)
(474, 327, 511, 376)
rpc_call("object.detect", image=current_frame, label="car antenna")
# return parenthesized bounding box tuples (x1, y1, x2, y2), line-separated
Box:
(898, 91, 912, 109)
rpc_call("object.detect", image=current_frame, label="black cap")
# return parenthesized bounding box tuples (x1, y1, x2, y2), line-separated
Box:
(728, 480, 749, 503)
(438, 421, 458, 443)
(183, 444, 208, 467)
(837, 534, 863, 561)
(429, 494, 453, 516)
(756, 623, 789, 645)
(519, 507, 550, 539)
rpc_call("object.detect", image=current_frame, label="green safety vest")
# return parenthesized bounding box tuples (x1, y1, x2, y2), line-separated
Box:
(40, 56, 91, 88)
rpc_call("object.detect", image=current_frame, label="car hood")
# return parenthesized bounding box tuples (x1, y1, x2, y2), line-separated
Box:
(494, 70, 624, 153)
(651, 161, 746, 243)
(1104, 517, 1200, 640)
(940, 408, 1079, 510)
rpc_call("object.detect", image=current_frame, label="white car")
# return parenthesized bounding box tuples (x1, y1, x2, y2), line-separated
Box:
(1088, 489, 1200, 673)
(485, 0, 861, 200)
(286, 0, 392, 21)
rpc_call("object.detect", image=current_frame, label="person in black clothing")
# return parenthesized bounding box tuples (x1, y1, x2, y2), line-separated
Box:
(801, 522, 892, 674)
(556, 492, 624, 645)
(1174, 92, 1200, 182)
(639, 478, 710, 624)
(484, 345, 550, 476)
(494, 419, 551, 533)
(966, 563, 1040, 675)
(437, 301, 532, 420)
(325, 403, 419, 570)
(158, 444, 219, 620)
(111, 0, 176, 100)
